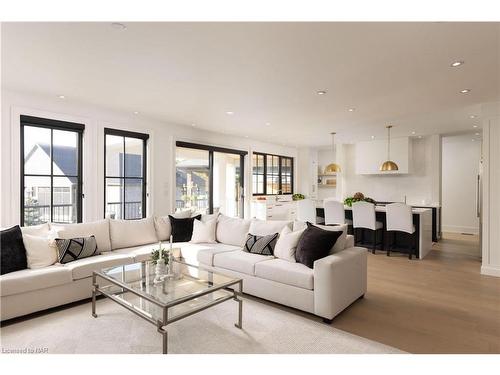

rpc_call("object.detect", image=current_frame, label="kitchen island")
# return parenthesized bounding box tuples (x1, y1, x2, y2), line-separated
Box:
(316, 204, 433, 259)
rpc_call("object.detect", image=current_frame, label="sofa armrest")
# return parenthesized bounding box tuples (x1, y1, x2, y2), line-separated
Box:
(313, 247, 367, 319)
(345, 234, 354, 249)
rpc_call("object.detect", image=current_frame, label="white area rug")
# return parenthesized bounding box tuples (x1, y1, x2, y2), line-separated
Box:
(0, 297, 403, 354)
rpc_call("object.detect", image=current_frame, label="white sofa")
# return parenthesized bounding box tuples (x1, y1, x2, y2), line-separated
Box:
(0, 217, 367, 322)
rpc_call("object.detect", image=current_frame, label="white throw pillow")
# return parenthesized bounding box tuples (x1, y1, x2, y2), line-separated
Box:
(216, 214, 251, 246)
(110, 217, 158, 250)
(51, 219, 111, 252)
(23, 233, 58, 269)
(190, 218, 217, 243)
(201, 213, 219, 223)
(274, 226, 305, 262)
(293, 221, 347, 253)
(249, 219, 292, 236)
(154, 211, 194, 240)
(21, 223, 50, 237)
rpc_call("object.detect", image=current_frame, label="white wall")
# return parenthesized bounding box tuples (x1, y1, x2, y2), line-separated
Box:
(481, 101, 500, 277)
(340, 135, 441, 205)
(441, 133, 481, 234)
(0, 89, 298, 226)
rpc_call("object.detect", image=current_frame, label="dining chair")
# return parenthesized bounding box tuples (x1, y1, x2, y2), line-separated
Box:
(352, 201, 384, 253)
(296, 199, 317, 224)
(385, 203, 416, 259)
(323, 199, 353, 230)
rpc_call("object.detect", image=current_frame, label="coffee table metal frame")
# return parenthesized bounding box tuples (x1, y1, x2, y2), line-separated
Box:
(91, 260, 243, 354)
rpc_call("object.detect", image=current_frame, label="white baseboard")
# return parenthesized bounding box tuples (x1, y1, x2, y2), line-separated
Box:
(442, 225, 479, 235)
(481, 265, 500, 277)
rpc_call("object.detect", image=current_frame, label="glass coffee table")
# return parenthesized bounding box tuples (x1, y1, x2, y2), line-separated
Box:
(91, 258, 243, 354)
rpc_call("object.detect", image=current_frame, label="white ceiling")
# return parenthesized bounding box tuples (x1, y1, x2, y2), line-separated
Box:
(2, 22, 499, 146)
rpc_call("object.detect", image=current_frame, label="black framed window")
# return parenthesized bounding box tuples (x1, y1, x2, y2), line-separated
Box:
(104, 128, 149, 220)
(175, 141, 247, 218)
(252, 152, 294, 196)
(20, 115, 84, 226)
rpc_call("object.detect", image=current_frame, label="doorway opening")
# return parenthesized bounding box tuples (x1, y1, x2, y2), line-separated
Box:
(440, 132, 482, 259)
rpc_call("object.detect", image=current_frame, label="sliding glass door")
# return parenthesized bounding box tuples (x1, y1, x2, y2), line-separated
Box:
(175, 147, 210, 214)
(175, 142, 246, 217)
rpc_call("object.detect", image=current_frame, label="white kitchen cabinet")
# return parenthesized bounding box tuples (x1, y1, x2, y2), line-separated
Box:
(355, 137, 411, 175)
(251, 199, 296, 221)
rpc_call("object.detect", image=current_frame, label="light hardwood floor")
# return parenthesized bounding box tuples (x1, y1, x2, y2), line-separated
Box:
(331, 233, 500, 353)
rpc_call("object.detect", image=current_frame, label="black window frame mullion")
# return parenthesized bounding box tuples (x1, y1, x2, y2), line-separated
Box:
(104, 128, 149, 220)
(20, 115, 84, 226)
(175, 141, 246, 218)
(252, 152, 294, 196)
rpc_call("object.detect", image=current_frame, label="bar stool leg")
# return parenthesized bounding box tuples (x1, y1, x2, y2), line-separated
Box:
(372, 229, 376, 254)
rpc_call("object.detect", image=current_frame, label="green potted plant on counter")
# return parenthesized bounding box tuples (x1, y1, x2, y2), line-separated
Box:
(344, 192, 376, 207)
(292, 193, 305, 201)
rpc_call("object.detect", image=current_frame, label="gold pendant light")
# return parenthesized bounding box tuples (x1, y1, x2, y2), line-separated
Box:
(380, 125, 399, 171)
(324, 132, 341, 174)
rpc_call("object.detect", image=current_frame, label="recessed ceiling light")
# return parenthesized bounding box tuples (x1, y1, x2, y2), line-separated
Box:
(317, 90, 327, 95)
(475, 132, 480, 136)
(58, 95, 65, 99)
(371, 135, 375, 139)
(348, 108, 355, 112)
(111, 23, 127, 30)
(460, 89, 471, 94)
(451, 60, 464, 67)
(245, 135, 249, 138)
(473, 125, 478, 128)
(418, 136, 423, 139)
(411, 131, 416, 135)
(265, 122, 271, 126)
(472, 139, 475, 142)
(470, 115, 477, 119)
(133, 111, 139, 115)
(191, 123, 196, 127)
(226, 111, 234, 115)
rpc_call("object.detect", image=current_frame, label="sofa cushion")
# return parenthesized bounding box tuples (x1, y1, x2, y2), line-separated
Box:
(0, 265, 73, 297)
(213, 250, 273, 275)
(255, 259, 314, 290)
(293, 221, 347, 253)
(216, 215, 251, 246)
(154, 211, 192, 241)
(248, 219, 292, 236)
(196, 244, 241, 266)
(23, 233, 58, 269)
(64, 253, 134, 280)
(1, 225, 28, 275)
(55, 235, 99, 264)
(274, 226, 305, 262)
(110, 217, 157, 250)
(190, 218, 217, 244)
(295, 223, 343, 268)
(20, 223, 51, 237)
(169, 214, 201, 242)
(51, 219, 111, 252)
(113, 243, 157, 263)
(243, 233, 278, 255)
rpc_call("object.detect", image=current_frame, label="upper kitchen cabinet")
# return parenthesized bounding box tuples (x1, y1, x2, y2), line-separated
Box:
(355, 137, 411, 175)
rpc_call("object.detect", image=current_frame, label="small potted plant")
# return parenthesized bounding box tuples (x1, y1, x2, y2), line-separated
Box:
(151, 241, 170, 283)
(292, 193, 305, 201)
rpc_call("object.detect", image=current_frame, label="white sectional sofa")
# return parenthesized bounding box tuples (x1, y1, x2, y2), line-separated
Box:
(0, 216, 367, 323)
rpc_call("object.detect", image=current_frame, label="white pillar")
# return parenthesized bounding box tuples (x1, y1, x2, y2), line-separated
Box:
(481, 102, 500, 277)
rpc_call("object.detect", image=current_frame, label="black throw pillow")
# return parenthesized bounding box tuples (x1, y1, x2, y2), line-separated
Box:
(1, 225, 28, 275)
(295, 222, 343, 268)
(168, 214, 202, 242)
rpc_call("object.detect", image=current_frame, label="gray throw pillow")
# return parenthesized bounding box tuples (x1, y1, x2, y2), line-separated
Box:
(243, 233, 279, 256)
(55, 235, 99, 264)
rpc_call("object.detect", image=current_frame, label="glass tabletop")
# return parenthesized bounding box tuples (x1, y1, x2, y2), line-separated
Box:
(97, 259, 241, 323)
